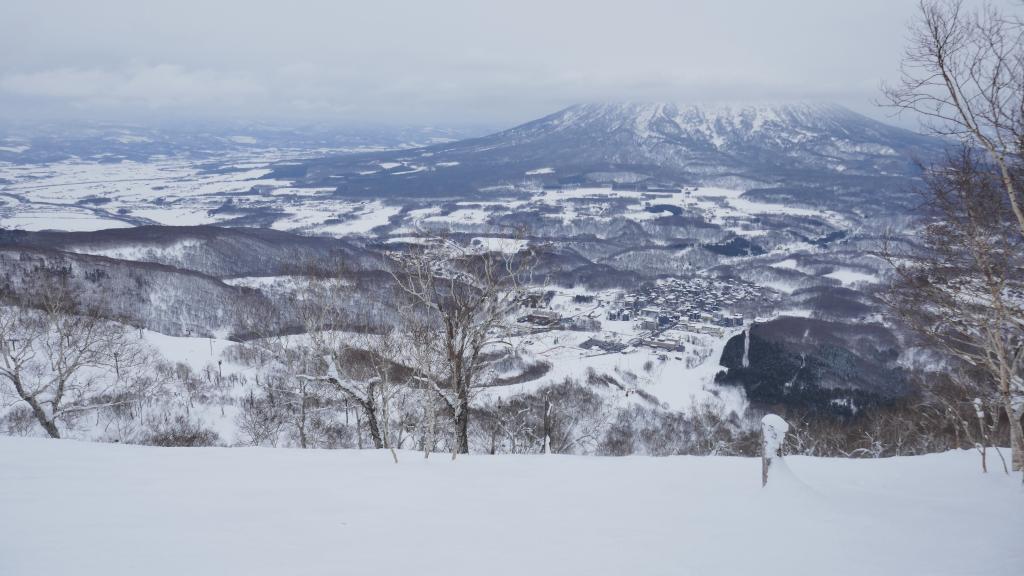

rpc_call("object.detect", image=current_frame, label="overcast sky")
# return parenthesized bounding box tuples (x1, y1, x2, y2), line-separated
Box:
(0, 0, 969, 129)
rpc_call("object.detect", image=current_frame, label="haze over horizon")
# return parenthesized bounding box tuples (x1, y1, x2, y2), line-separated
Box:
(1, 0, 982, 131)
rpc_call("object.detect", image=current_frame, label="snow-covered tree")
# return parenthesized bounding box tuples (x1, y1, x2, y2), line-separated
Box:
(391, 235, 534, 457)
(883, 147, 1024, 472)
(0, 282, 146, 438)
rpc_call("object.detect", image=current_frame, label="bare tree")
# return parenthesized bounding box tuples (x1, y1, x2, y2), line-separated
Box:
(882, 0, 1024, 236)
(882, 147, 1024, 471)
(347, 328, 411, 461)
(235, 388, 282, 447)
(391, 236, 534, 457)
(540, 380, 609, 455)
(883, 0, 1024, 472)
(232, 330, 331, 449)
(0, 282, 146, 439)
(297, 275, 394, 450)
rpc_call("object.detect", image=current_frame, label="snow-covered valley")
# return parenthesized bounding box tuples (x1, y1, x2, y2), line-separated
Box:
(0, 106, 943, 450)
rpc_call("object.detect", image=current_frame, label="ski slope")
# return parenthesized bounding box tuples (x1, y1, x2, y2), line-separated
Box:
(0, 438, 1020, 576)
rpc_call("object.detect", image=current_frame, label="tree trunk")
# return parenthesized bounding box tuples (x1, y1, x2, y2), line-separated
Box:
(454, 396, 470, 455)
(356, 411, 363, 449)
(39, 416, 60, 439)
(9, 374, 61, 438)
(25, 398, 60, 438)
(363, 401, 384, 449)
(424, 396, 436, 459)
(1006, 398, 1023, 472)
(297, 399, 307, 449)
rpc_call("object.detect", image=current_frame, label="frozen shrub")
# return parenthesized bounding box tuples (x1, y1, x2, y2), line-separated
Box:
(142, 414, 220, 447)
(235, 391, 282, 447)
(2, 405, 37, 437)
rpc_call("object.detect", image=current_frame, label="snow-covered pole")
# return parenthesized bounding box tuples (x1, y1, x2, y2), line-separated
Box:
(742, 325, 750, 368)
(542, 400, 552, 454)
(761, 414, 789, 487)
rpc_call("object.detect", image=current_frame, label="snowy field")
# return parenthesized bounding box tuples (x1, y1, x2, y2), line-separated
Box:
(1, 437, 1020, 576)
(1, 151, 848, 242)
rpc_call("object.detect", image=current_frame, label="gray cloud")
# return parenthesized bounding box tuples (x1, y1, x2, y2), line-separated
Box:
(0, 0, 965, 128)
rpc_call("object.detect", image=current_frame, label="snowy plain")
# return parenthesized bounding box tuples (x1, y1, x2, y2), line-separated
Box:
(1, 152, 849, 241)
(0, 437, 1020, 576)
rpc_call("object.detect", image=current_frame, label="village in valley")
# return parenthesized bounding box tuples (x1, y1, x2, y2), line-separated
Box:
(500, 275, 777, 409)
(520, 276, 773, 348)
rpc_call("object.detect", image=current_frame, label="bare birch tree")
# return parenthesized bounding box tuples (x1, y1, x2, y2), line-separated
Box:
(882, 0, 1024, 236)
(882, 147, 1024, 471)
(297, 273, 400, 451)
(391, 236, 534, 457)
(0, 282, 146, 439)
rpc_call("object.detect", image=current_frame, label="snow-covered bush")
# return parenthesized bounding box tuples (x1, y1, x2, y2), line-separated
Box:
(141, 413, 221, 447)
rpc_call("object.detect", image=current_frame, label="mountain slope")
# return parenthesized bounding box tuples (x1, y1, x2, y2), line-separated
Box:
(0, 245, 273, 337)
(276, 102, 945, 205)
(0, 226, 391, 337)
(0, 226, 384, 279)
(2, 438, 1019, 576)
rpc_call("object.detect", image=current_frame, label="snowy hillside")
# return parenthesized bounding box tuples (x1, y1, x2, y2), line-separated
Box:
(0, 437, 1019, 576)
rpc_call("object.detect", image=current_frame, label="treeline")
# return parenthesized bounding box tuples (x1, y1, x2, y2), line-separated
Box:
(4, 356, 1007, 464)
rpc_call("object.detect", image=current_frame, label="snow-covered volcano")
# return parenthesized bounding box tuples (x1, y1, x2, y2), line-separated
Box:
(281, 101, 944, 204)
(491, 102, 925, 163)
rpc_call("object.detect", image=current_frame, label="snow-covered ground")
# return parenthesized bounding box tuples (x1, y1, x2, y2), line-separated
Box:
(486, 323, 747, 414)
(824, 267, 879, 285)
(0, 208, 134, 231)
(1, 151, 848, 246)
(0, 437, 1019, 576)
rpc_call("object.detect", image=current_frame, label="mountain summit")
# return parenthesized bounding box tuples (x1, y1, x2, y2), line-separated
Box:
(498, 102, 915, 155)
(279, 102, 944, 205)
